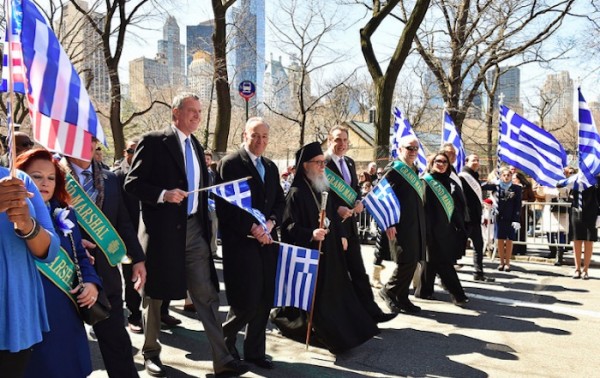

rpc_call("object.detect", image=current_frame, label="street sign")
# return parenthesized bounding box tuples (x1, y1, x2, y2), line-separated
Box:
(238, 80, 256, 101)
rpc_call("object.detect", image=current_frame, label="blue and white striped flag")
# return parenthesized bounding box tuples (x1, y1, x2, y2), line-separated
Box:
(442, 111, 466, 172)
(575, 88, 600, 189)
(274, 243, 320, 312)
(391, 107, 427, 173)
(498, 105, 566, 187)
(362, 177, 401, 230)
(210, 178, 268, 230)
(1, 0, 106, 161)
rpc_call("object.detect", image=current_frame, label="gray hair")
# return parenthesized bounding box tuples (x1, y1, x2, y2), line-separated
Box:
(172, 93, 200, 120)
(245, 116, 269, 132)
(398, 135, 418, 147)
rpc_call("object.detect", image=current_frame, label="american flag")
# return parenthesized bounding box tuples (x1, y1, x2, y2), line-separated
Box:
(498, 105, 566, 187)
(362, 177, 401, 230)
(1, 0, 106, 161)
(274, 243, 320, 312)
(391, 107, 427, 173)
(442, 111, 466, 172)
(1, 0, 26, 93)
(210, 178, 268, 230)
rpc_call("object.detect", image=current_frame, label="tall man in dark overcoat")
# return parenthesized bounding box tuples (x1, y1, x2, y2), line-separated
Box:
(64, 141, 147, 378)
(324, 125, 395, 323)
(378, 135, 426, 314)
(125, 93, 248, 377)
(216, 117, 285, 369)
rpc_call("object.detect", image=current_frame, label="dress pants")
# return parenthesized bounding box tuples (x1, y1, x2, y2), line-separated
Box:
(122, 263, 142, 322)
(468, 223, 485, 276)
(94, 294, 139, 377)
(222, 300, 271, 360)
(383, 260, 418, 304)
(142, 217, 232, 371)
(346, 233, 382, 317)
(415, 261, 467, 301)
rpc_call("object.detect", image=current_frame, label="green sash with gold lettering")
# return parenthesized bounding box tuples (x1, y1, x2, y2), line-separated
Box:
(325, 167, 357, 207)
(423, 174, 454, 222)
(391, 160, 424, 202)
(65, 173, 126, 266)
(36, 247, 78, 309)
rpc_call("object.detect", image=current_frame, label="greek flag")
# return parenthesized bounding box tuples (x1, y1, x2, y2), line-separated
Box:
(391, 107, 427, 173)
(1, 0, 106, 161)
(575, 88, 600, 189)
(362, 177, 401, 230)
(274, 243, 320, 312)
(210, 178, 268, 230)
(442, 111, 466, 172)
(498, 105, 566, 187)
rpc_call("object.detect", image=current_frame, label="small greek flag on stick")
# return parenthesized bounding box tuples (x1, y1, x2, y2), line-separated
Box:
(274, 243, 320, 312)
(442, 111, 466, 172)
(210, 178, 268, 230)
(391, 107, 427, 173)
(362, 177, 401, 230)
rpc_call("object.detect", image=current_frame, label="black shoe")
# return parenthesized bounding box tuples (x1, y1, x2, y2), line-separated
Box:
(415, 294, 436, 300)
(397, 301, 421, 314)
(227, 344, 241, 361)
(452, 297, 470, 308)
(246, 357, 274, 369)
(161, 314, 182, 327)
(215, 359, 250, 377)
(554, 261, 563, 266)
(373, 311, 397, 323)
(128, 318, 143, 334)
(378, 289, 401, 313)
(144, 357, 167, 377)
(474, 274, 495, 282)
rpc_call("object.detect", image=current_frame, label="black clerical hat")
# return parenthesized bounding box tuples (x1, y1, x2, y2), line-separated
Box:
(295, 141, 323, 169)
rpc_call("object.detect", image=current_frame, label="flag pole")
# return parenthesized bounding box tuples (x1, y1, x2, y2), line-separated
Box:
(187, 176, 252, 194)
(305, 191, 328, 349)
(441, 105, 446, 149)
(4, 0, 18, 177)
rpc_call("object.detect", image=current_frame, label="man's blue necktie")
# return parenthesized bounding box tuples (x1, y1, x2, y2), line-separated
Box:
(185, 138, 195, 215)
(256, 157, 265, 182)
(82, 170, 98, 202)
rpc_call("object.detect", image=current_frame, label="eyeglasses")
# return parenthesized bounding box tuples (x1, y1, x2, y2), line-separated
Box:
(307, 160, 326, 167)
(403, 146, 419, 151)
(125, 148, 135, 154)
(434, 159, 448, 164)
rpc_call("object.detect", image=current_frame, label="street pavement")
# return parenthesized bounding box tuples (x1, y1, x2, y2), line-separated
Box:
(89, 242, 600, 377)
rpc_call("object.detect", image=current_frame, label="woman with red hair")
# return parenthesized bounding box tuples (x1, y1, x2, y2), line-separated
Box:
(16, 148, 102, 378)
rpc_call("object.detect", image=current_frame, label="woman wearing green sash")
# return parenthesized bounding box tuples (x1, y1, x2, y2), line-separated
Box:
(17, 149, 102, 378)
(416, 152, 469, 307)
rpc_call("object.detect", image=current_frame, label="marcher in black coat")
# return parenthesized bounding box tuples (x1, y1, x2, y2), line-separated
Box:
(217, 118, 285, 369)
(378, 135, 426, 314)
(415, 152, 469, 306)
(324, 125, 395, 324)
(482, 167, 522, 272)
(277, 142, 379, 354)
(64, 145, 147, 378)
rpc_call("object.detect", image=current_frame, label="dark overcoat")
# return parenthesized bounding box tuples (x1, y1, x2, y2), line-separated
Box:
(215, 148, 285, 310)
(324, 154, 361, 238)
(124, 126, 214, 300)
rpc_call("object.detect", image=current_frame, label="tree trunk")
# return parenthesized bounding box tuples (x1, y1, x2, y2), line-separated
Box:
(211, 2, 232, 158)
(374, 77, 394, 163)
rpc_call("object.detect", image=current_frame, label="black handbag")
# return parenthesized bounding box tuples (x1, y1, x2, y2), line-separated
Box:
(69, 233, 111, 326)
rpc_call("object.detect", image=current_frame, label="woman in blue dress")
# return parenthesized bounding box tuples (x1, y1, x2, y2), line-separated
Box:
(16, 149, 102, 378)
(483, 167, 522, 272)
(0, 163, 59, 376)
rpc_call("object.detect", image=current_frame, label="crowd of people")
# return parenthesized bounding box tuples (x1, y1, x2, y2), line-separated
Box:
(1, 93, 599, 377)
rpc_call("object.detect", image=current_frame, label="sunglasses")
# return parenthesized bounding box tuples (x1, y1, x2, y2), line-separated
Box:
(434, 159, 448, 164)
(404, 146, 419, 151)
(126, 148, 135, 154)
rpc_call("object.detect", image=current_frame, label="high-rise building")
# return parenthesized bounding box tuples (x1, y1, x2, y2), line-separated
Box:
(128, 55, 169, 109)
(542, 71, 574, 126)
(486, 66, 521, 111)
(188, 51, 214, 102)
(229, 0, 265, 105)
(263, 54, 290, 113)
(158, 16, 186, 88)
(59, 0, 110, 105)
(187, 20, 214, 67)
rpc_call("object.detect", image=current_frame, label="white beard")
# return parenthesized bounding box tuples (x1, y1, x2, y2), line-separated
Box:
(306, 170, 330, 193)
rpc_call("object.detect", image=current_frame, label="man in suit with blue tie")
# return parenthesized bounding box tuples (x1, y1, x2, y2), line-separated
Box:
(125, 93, 248, 377)
(325, 125, 395, 324)
(216, 117, 285, 370)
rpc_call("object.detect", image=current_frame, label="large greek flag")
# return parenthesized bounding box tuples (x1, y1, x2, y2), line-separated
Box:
(498, 105, 566, 187)
(362, 177, 401, 230)
(575, 88, 600, 189)
(391, 107, 427, 173)
(274, 243, 320, 312)
(1, 0, 106, 161)
(210, 178, 268, 230)
(442, 111, 466, 172)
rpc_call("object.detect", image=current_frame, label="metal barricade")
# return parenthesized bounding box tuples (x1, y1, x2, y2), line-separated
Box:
(356, 210, 375, 243)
